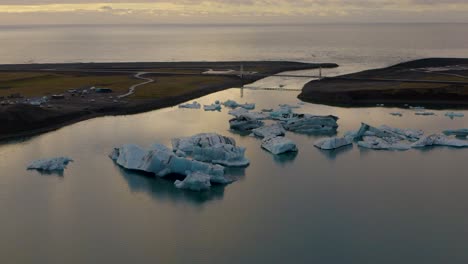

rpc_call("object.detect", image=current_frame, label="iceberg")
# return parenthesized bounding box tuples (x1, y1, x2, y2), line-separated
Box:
(204, 103, 222, 111)
(445, 112, 465, 118)
(412, 134, 468, 148)
(357, 136, 411, 151)
(282, 115, 339, 134)
(378, 125, 424, 142)
(443, 129, 468, 137)
(261, 136, 298, 155)
(269, 106, 293, 120)
(172, 133, 237, 153)
(223, 100, 239, 108)
(110, 144, 227, 182)
(27, 157, 73, 172)
(238, 103, 255, 110)
(192, 144, 249, 167)
(228, 108, 249, 117)
(172, 133, 249, 167)
(229, 115, 264, 131)
(174, 171, 211, 191)
(279, 104, 301, 109)
(179, 101, 201, 109)
(314, 137, 353, 150)
(390, 112, 403, 117)
(415, 111, 435, 116)
(251, 123, 286, 138)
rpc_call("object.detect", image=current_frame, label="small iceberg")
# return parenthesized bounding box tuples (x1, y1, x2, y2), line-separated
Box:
(409, 106, 425, 110)
(179, 101, 201, 109)
(269, 106, 293, 120)
(445, 112, 464, 119)
(174, 171, 211, 191)
(27, 157, 73, 172)
(279, 104, 301, 109)
(261, 136, 298, 155)
(238, 103, 255, 110)
(314, 137, 353, 150)
(228, 108, 249, 117)
(229, 115, 264, 131)
(390, 112, 403, 117)
(251, 123, 286, 138)
(415, 111, 435, 116)
(358, 136, 411, 151)
(443, 129, 468, 137)
(412, 134, 468, 148)
(223, 100, 239, 108)
(204, 103, 222, 111)
(282, 115, 339, 134)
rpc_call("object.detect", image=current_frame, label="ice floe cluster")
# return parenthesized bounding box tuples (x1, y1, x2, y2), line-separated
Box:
(315, 122, 468, 151)
(110, 133, 250, 191)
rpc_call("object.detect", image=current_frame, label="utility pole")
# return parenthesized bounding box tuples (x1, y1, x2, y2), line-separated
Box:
(319, 67, 322, 79)
(240, 64, 244, 79)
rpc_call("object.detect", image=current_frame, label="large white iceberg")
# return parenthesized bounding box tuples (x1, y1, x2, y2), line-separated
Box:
(314, 137, 353, 150)
(27, 157, 73, 172)
(251, 123, 286, 138)
(179, 101, 201, 109)
(354, 123, 422, 150)
(261, 136, 298, 155)
(282, 115, 339, 134)
(110, 143, 228, 183)
(172, 133, 249, 167)
(174, 171, 211, 191)
(412, 134, 468, 148)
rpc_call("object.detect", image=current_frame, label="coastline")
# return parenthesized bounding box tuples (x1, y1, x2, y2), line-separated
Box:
(299, 58, 468, 109)
(0, 61, 337, 141)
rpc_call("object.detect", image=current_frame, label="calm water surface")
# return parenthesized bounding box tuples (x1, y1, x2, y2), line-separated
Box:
(1, 24, 468, 263)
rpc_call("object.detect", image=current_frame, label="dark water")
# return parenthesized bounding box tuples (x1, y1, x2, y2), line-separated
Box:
(1, 24, 468, 263)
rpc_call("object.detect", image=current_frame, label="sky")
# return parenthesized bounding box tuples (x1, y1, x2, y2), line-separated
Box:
(0, 0, 467, 25)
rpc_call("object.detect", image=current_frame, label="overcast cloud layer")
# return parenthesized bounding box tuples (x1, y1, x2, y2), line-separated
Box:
(0, 0, 467, 24)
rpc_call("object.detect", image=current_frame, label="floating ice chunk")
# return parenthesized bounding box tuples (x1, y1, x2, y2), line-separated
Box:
(298, 102, 305, 105)
(27, 157, 73, 172)
(282, 115, 339, 134)
(376, 104, 385, 107)
(179, 101, 201, 109)
(358, 136, 411, 151)
(110, 144, 226, 181)
(262, 108, 274, 112)
(443, 129, 468, 137)
(378, 125, 424, 142)
(279, 104, 301, 109)
(269, 106, 293, 120)
(390, 112, 403, 117)
(314, 137, 353, 150)
(228, 108, 249, 117)
(204, 103, 221, 111)
(229, 115, 264, 131)
(238, 103, 255, 110)
(415, 111, 435, 116)
(252, 123, 286, 138)
(174, 171, 211, 191)
(223, 100, 239, 108)
(412, 134, 468, 148)
(261, 136, 298, 155)
(192, 144, 250, 167)
(172, 133, 237, 154)
(445, 112, 464, 118)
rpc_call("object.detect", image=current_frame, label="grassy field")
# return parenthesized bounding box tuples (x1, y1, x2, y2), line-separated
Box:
(0, 72, 139, 97)
(131, 75, 238, 99)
